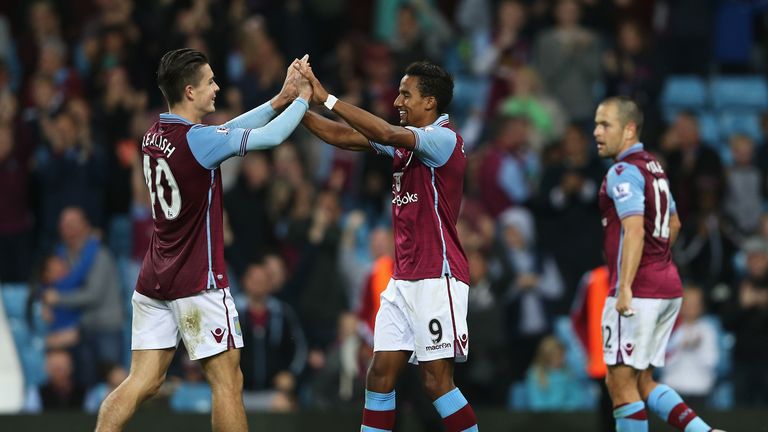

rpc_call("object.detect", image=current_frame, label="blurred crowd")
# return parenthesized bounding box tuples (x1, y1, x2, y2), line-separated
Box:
(1, 0, 767, 417)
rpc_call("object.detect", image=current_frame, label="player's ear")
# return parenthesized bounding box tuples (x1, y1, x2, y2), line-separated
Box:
(184, 84, 195, 101)
(424, 95, 436, 111)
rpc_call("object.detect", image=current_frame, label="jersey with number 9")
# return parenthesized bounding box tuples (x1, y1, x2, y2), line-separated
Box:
(136, 116, 229, 300)
(598, 146, 682, 299)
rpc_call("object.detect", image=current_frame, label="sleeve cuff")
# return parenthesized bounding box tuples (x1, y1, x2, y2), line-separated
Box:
(618, 210, 644, 220)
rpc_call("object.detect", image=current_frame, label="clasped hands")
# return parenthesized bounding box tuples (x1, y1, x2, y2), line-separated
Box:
(277, 54, 332, 107)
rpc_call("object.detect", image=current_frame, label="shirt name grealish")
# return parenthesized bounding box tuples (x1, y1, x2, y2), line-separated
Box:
(142, 133, 176, 158)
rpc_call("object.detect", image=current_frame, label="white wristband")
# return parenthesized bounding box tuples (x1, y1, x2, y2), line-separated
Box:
(324, 94, 338, 111)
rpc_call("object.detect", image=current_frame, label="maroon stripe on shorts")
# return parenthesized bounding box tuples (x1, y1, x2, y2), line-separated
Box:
(444, 276, 463, 357)
(221, 289, 234, 348)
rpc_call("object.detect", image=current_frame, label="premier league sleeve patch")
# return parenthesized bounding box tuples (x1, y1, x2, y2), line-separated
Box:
(613, 182, 633, 202)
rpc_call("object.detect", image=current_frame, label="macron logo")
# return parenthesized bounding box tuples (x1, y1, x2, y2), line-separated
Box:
(211, 328, 226, 343)
(624, 343, 634, 356)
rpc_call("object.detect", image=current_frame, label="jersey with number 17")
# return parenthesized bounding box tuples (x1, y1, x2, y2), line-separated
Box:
(136, 115, 229, 300)
(598, 144, 682, 299)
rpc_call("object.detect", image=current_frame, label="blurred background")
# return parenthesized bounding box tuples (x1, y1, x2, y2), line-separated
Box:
(0, 0, 767, 430)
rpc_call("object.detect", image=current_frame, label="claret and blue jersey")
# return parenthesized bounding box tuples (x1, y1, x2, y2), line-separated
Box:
(598, 143, 683, 299)
(137, 98, 308, 301)
(369, 114, 470, 285)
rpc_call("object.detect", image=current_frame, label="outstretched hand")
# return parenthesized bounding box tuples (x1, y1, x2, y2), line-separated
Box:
(278, 59, 300, 99)
(295, 54, 314, 102)
(293, 56, 329, 105)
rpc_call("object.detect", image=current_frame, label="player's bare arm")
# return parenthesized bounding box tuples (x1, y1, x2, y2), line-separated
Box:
(295, 60, 416, 150)
(617, 214, 644, 316)
(302, 110, 370, 151)
(669, 212, 681, 246)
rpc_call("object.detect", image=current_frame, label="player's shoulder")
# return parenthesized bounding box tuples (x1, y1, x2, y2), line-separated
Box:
(607, 160, 643, 180)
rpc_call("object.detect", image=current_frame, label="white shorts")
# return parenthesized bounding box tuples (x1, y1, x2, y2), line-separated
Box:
(131, 288, 244, 361)
(373, 277, 469, 364)
(602, 296, 682, 370)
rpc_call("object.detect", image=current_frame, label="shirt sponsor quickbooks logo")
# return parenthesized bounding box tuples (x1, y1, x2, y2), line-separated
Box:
(426, 342, 452, 351)
(392, 192, 418, 206)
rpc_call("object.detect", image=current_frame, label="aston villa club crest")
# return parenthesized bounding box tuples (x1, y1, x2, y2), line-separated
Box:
(393, 172, 403, 192)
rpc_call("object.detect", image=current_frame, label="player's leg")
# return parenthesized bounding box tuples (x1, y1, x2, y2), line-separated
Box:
(605, 365, 648, 432)
(95, 348, 175, 432)
(363, 279, 413, 432)
(415, 277, 477, 431)
(172, 288, 246, 432)
(636, 297, 719, 432)
(363, 350, 411, 431)
(199, 349, 247, 432)
(97, 291, 180, 431)
(419, 358, 477, 432)
(638, 368, 715, 432)
(602, 296, 648, 431)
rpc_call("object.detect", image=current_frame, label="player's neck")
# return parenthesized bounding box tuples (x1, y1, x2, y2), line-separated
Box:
(168, 104, 202, 124)
(615, 140, 640, 160)
(410, 114, 439, 128)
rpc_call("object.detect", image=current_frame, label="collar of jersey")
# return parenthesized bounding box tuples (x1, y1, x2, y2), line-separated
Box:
(433, 113, 449, 127)
(616, 142, 643, 161)
(160, 113, 194, 125)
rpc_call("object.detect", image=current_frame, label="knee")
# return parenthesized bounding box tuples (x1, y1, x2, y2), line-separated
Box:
(637, 375, 656, 401)
(129, 372, 165, 400)
(211, 368, 244, 395)
(604, 371, 628, 399)
(366, 361, 396, 392)
(421, 370, 453, 400)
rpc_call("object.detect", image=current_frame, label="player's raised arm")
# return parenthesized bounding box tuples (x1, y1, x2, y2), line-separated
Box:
(302, 110, 371, 151)
(188, 78, 312, 170)
(295, 60, 416, 150)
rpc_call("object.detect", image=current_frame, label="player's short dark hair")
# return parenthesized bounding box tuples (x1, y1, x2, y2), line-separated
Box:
(404, 62, 454, 113)
(601, 96, 644, 138)
(156, 48, 209, 107)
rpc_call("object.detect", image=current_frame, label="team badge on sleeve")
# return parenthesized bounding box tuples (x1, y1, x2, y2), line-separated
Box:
(216, 127, 229, 135)
(613, 182, 633, 202)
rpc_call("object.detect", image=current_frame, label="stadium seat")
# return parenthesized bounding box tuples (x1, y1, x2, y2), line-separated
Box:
(170, 382, 212, 413)
(1, 284, 30, 320)
(697, 111, 722, 146)
(710, 76, 768, 111)
(660, 76, 708, 118)
(718, 111, 763, 143)
(507, 381, 528, 411)
(1, 284, 47, 388)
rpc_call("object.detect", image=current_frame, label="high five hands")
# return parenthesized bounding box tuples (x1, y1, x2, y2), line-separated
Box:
(292, 55, 329, 105)
(276, 54, 313, 106)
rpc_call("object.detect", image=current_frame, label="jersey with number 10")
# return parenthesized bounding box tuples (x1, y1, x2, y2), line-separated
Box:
(136, 116, 229, 300)
(598, 144, 682, 299)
